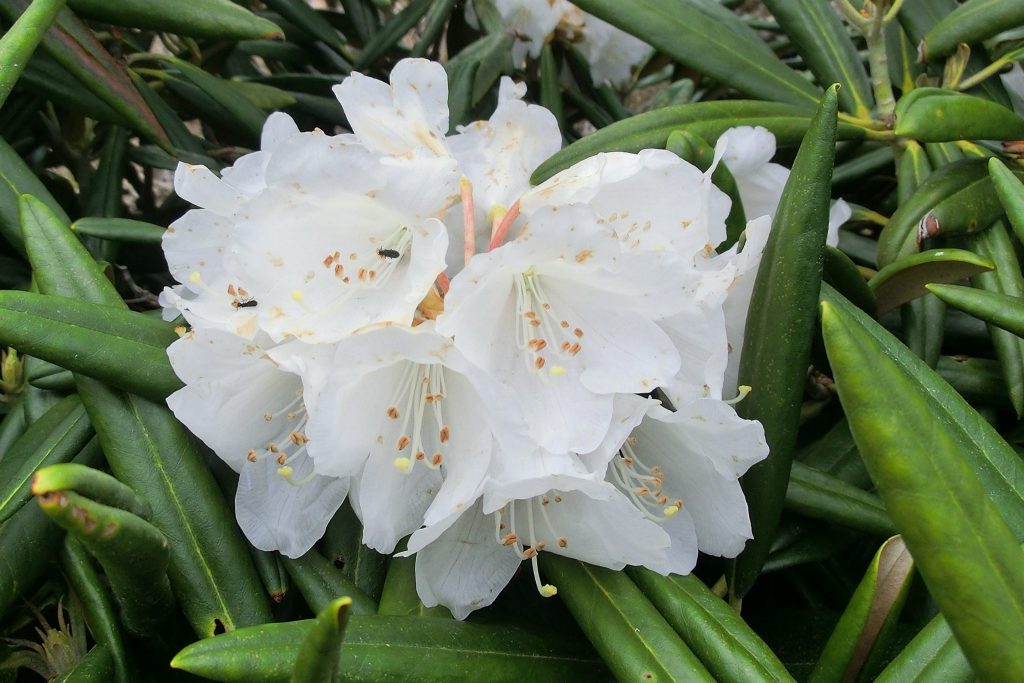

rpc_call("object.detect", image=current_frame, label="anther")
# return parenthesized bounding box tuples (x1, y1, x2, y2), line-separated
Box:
(725, 385, 753, 405)
(396, 435, 411, 450)
(439, 426, 450, 443)
(558, 537, 567, 548)
(431, 453, 443, 466)
(534, 357, 546, 369)
(246, 450, 257, 462)
(386, 406, 400, 419)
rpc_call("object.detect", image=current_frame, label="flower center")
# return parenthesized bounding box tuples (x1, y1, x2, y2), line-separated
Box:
(610, 439, 683, 522)
(513, 270, 585, 380)
(492, 496, 563, 598)
(319, 225, 412, 292)
(244, 389, 316, 486)
(385, 362, 450, 474)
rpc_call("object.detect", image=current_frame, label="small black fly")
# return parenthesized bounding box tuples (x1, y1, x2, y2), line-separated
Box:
(234, 298, 258, 309)
(377, 247, 401, 259)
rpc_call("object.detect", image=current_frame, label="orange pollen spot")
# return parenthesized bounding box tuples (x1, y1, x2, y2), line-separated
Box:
(439, 426, 450, 443)
(502, 533, 517, 546)
(534, 357, 546, 369)
(636, 487, 650, 496)
(276, 454, 286, 465)
(349, 253, 357, 260)
(675, 499, 683, 508)
(659, 495, 669, 505)
(322, 255, 334, 268)
(358, 268, 367, 281)
(560, 320, 570, 329)
(528, 339, 547, 351)
(524, 311, 537, 319)
(227, 284, 237, 295)
(342, 276, 350, 284)
(623, 457, 633, 465)
(542, 303, 551, 310)
(397, 435, 411, 450)
(269, 443, 279, 453)
(574, 328, 584, 338)
(523, 547, 538, 559)
(569, 343, 581, 355)
(560, 341, 571, 352)
(431, 453, 443, 466)
(264, 413, 273, 422)
(415, 451, 425, 461)
(554, 496, 562, 503)
(386, 406, 400, 419)
(334, 264, 344, 277)
(289, 432, 308, 445)
(541, 496, 550, 505)
(238, 287, 249, 297)
(529, 319, 542, 327)
(246, 450, 257, 462)
(558, 537, 568, 548)
(368, 270, 377, 281)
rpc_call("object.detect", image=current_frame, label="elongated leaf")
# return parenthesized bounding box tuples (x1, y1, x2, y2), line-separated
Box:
(60, 537, 132, 683)
(967, 221, 1024, 416)
(570, 0, 819, 106)
(869, 248, 994, 315)
(162, 57, 267, 144)
(0, 291, 183, 400)
(0, 136, 68, 255)
(0, 438, 100, 617)
(262, 0, 347, 55)
(0, 395, 92, 525)
(355, 0, 432, 69)
(376, 556, 450, 618)
(320, 504, 387, 603)
(291, 597, 352, 683)
(821, 294, 1024, 681)
(823, 246, 875, 315)
(729, 86, 839, 600)
(761, 0, 872, 117)
(19, 194, 273, 635)
(33, 463, 152, 519)
(532, 100, 865, 183)
(540, 555, 714, 682)
(37, 489, 174, 637)
(874, 615, 971, 683)
(928, 284, 1024, 341)
(921, 0, 1024, 60)
(281, 549, 377, 616)
(627, 569, 795, 682)
(71, 217, 165, 244)
(0, 0, 169, 146)
(807, 536, 914, 683)
(877, 159, 1022, 268)
(786, 462, 895, 537)
(820, 284, 1024, 536)
(990, 157, 1024, 246)
(894, 91, 1024, 142)
(171, 615, 608, 682)
(67, 0, 283, 40)
(896, 0, 1010, 106)
(0, 0, 66, 109)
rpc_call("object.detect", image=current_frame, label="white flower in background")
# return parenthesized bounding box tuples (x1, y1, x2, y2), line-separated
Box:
(490, 0, 650, 87)
(720, 125, 852, 247)
(272, 324, 526, 554)
(165, 327, 348, 558)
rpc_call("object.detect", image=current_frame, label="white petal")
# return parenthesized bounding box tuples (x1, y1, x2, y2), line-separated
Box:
(828, 198, 852, 248)
(173, 163, 243, 216)
(333, 59, 450, 156)
(235, 452, 349, 558)
(409, 501, 521, 620)
(261, 111, 300, 152)
(354, 446, 443, 554)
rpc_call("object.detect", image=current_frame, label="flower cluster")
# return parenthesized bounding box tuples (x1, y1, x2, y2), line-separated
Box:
(159, 59, 845, 619)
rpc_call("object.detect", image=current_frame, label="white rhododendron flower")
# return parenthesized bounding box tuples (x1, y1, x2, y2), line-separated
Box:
(162, 57, 855, 620)
(488, 0, 650, 86)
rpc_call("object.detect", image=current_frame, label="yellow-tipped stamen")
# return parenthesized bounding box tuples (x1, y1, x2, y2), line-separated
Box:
(540, 584, 558, 597)
(663, 505, 680, 518)
(725, 385, 752, 405)
(290, 290, 304, 302)
(549, 365, 567, 378)
(488, 203, 508, 240)
(393, 456, 412, 472)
